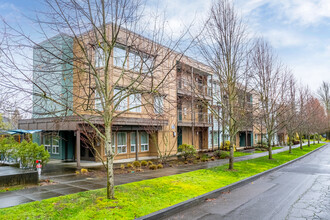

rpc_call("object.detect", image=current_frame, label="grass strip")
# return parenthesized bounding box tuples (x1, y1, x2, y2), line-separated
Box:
(0, 143, 325, 220)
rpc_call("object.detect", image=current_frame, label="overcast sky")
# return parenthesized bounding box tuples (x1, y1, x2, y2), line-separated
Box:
(1, 0, 330, 93)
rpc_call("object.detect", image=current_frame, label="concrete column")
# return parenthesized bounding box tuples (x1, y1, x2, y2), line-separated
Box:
(76, 129, 81, 169)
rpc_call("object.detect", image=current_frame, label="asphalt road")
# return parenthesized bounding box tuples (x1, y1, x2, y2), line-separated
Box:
(169, 144, 330, 220)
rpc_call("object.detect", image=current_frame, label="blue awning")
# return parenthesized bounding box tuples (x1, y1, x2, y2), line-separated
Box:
(6, 129, 42, 134)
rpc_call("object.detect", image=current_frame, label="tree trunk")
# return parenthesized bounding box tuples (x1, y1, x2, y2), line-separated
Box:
(313, 134, 316, 145)
(299, 134, 303, 150)
(105, 125, 115, 199)
(229, 143, 234, 170)
(289, 135, 292, 154)
(106, 155, 115, 199)
(268, 142, 272, 159)
(308, 134, 310, 147)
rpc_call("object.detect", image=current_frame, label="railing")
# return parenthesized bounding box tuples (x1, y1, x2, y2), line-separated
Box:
(177, 110, 212, 124)
(177, 78, 211, 98)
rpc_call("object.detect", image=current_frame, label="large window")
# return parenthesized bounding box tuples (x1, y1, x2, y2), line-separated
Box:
(129, 93, 141, 112)
(117, 132, 127, 154)
(43, 133, 59, 155)
(154, 96, 164, 114)
(140, 132, 149, 152)
(113, 46, 127, 68)
(95, 47, 105, 68)
(130, 132, 136, 153)
(114, 88, 128, 111)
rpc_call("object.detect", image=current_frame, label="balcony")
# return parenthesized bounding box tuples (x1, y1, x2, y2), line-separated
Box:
(177, 78, 212, 100)
(177, 110, 212, 127)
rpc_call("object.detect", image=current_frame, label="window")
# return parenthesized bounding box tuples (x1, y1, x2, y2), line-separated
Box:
(142, 56, 153, 75)
(140, 132, 149, 152)
(213, 131, 219, 146)
(129, 93, 141, 112)
(52, 136, 60, 154)
(129, 51, 142, 72)
(44, 134, 52, 153)
(130, 132, 136, 153)
(113, 46, 127, 68)
(117, 132, 127, 154)
(154, 96, 164, 114)
(114, 88, 128, 111)
(95, 47, 105, 68)
(45, 145, 51, 154)
(95, 90, 103, 111)
(43, 133, 59, 155)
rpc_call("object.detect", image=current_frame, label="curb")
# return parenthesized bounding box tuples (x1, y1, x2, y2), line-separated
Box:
(138, 143, 328, 220)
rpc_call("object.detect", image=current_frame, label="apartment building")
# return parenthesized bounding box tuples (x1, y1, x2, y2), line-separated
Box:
(18, 26, 267, 166)
(18, 25, 216, 166)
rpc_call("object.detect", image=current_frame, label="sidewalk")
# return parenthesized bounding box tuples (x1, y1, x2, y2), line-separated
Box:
(0, 143, 311, 208)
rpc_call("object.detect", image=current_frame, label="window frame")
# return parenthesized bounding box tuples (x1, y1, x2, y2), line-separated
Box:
(113, 45, 127, 68)
(154, 96, 164, 114)
(95, 46, 105, 68)
(114, 88, 128, 111)
(117, 132, 127, 154)
(130, 132, 137, 153)
(129, 93, 142, 113)
(140, 132, 149, 152)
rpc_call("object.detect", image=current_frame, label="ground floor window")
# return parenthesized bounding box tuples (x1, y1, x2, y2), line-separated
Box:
(43, 132, 60, 155)
(45, 145, 51, 154)
(130, 132, 136, 153)
(117, 132, 127, 154)
(140, 132, 149, 152)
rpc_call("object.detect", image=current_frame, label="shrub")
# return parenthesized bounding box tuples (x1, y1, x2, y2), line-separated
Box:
(81, 168, 88, 174)
(214, 150, 229, 159)
(120, 164, 125, 170)
(184, 160, 188, 164)
(148, 161, 153, 166)
(157, 164, 163, 169)
(127, 163, 133, 168)
(193, 160, 198, 164)
(0, 137, 18, 162)
(149, 165, 157, 170)
(14, 140, 50, 169)
(133, 161, 141, 168)
(177, 144, 197, 161)
(141, 161, 148, 166)
(210, 156, 215, 161)
(220, 141, 237, 151)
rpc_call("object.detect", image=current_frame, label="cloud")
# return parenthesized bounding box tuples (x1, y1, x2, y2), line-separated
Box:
(238, 0, 330, 27)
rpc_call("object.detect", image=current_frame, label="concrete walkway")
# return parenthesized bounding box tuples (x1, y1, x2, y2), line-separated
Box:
(0, 143, 313, 208)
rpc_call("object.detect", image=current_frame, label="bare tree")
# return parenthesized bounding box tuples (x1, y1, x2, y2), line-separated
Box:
(318, 81, 330, 140)
(250, 38, 289, 159)
(296, 85, 311, 149)
(198, 0, 250, 170)
(0, 0, 192, 199)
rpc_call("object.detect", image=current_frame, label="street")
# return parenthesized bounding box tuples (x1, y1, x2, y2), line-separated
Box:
(169, 144, 330, 220)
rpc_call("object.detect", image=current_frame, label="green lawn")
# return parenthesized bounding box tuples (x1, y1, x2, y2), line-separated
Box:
(0, 143, 325, 220)
(233, 151, 252, 157)
(234, 146, 282, 156)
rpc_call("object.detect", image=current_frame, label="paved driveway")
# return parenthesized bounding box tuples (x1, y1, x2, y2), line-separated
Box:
(169, 144, 330, 220)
